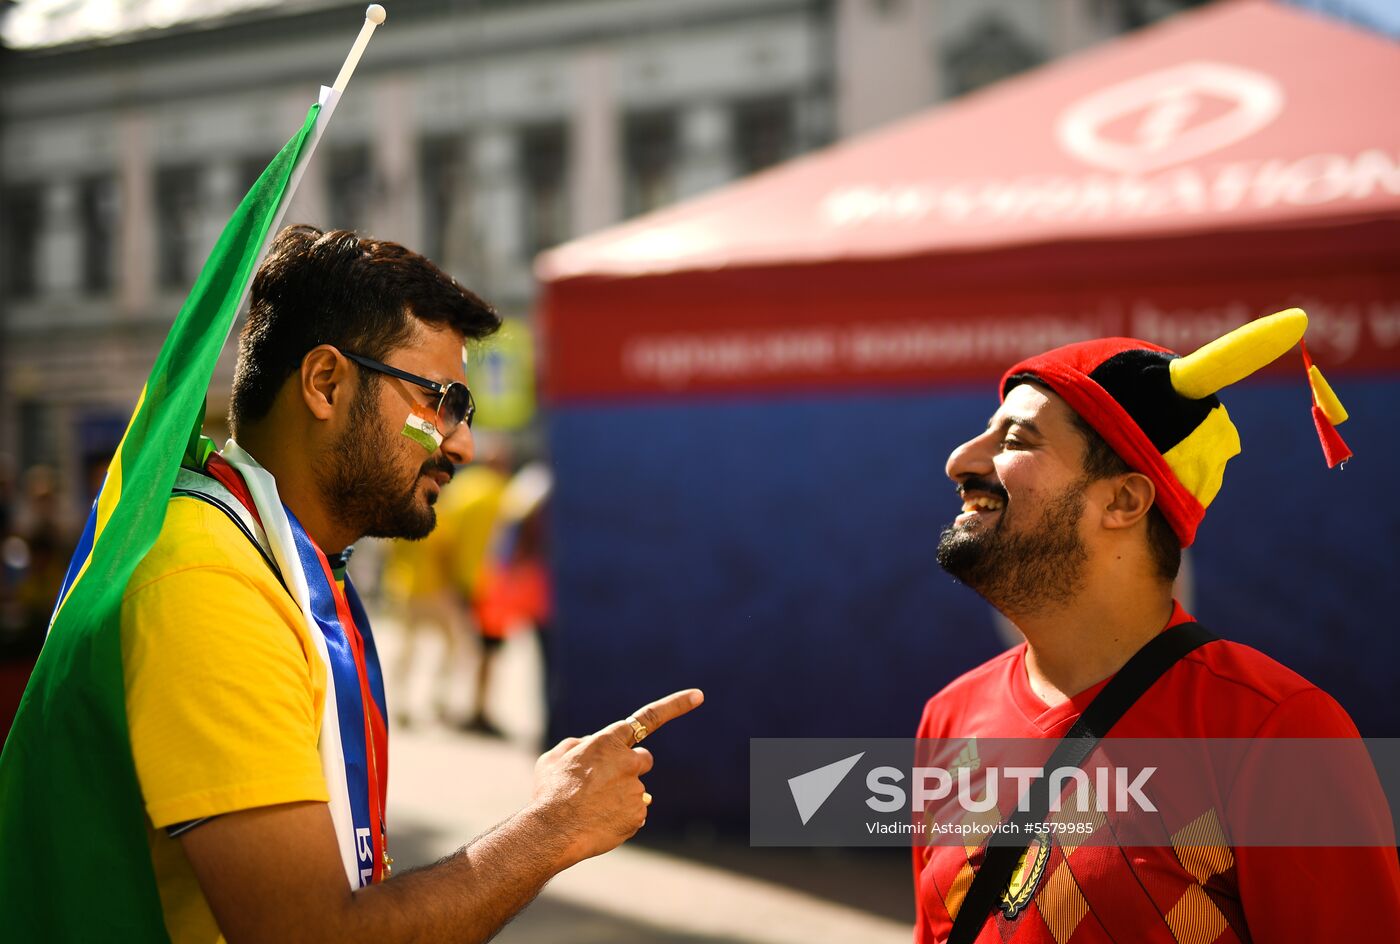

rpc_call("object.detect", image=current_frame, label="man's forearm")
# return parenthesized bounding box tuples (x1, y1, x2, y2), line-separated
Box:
(190, 694, 701, 942)
(344, 803, 575, 943)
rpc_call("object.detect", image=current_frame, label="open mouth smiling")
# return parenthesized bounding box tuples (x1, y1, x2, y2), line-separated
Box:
(955, 486, 1007, 524)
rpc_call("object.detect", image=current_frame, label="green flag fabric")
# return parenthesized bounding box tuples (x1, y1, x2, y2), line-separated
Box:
(0, 98, 329, 939)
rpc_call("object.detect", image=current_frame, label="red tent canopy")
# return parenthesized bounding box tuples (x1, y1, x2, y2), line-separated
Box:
(538, 0, 1400, 400)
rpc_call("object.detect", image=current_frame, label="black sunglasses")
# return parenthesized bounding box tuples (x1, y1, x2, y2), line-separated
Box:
(340, 350, 476, 434)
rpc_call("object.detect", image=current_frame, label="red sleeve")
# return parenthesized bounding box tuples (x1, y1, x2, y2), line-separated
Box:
(913, 697, 937, 944)
(1230, 688, 1400, 942)
(913, 855, 935, 944)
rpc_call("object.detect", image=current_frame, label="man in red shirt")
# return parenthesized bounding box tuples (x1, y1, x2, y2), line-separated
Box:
(916, 311, 1400, 942)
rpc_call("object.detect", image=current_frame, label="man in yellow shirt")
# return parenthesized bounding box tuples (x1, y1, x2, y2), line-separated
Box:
(121, 225, 703, 942)
(381, 442, 508, 730)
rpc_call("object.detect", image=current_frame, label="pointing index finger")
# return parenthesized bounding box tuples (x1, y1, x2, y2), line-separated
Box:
(607, 689, 704, 744)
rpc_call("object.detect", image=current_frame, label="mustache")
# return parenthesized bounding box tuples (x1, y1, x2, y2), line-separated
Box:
(420, 455, 455, 482)
(957, 477, 1008, 502)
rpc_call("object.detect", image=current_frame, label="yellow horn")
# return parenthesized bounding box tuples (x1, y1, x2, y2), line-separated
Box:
(1169, 308, 1308, 399)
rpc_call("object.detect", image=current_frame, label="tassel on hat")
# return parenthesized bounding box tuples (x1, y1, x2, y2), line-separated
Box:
(1300, 338, 1352, 468)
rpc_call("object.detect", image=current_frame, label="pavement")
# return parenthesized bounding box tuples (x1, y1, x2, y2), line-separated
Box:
(376, 609, 914, 944)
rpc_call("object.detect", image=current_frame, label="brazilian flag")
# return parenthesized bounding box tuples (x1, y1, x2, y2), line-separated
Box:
(0, 91, 337, 939)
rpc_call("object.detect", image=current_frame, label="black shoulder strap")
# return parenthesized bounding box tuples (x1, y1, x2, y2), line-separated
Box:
(946, 621, 1217, 944)
(170, 465, 287, 592)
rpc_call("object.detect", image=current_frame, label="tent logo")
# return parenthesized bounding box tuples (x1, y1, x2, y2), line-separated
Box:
(1056, 61, 1283, 174)
(788, 752, 864, 825)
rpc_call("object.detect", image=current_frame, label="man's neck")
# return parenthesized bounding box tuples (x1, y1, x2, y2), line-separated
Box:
(233, 428, 355, 555)
(1009, 582, 1175, 708)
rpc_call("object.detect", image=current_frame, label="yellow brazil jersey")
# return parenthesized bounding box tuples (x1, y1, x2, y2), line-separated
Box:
(120, 496, 330, 943)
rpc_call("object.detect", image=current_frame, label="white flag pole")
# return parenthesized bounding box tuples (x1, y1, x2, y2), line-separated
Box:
(333, 4, 388, 93)
(220, 4, 388, 370)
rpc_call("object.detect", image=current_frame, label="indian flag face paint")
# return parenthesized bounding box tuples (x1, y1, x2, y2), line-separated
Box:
(401, 403, 442, 452)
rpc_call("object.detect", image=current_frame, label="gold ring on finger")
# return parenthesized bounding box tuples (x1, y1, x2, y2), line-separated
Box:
(627, 716, 648, 744)
(643, 792, 653, 806)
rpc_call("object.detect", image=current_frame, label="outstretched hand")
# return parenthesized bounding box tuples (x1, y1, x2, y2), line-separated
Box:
(532, 689, 704, 866)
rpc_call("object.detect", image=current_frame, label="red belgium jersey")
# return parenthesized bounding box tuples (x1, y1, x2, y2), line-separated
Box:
(914, 601, 1400, 944)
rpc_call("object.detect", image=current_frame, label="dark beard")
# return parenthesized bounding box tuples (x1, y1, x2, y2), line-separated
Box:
(321, 384, 449, 542)
(935, 479, 1089, 617)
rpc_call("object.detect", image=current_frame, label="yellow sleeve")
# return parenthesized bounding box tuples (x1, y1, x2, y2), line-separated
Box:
(121, 499, 328, 829)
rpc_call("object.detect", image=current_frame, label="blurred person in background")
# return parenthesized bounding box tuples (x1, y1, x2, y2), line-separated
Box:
(0, 458, 17, 641)
(916, 313, 1400, 943)
(469, 461, 553, 740)
(0, 463, 71, 733)
(0, 457, 12, 540)
(382, 433, 509, 730)
(2, 466, 71, 656)
(20, 224, 703, 941)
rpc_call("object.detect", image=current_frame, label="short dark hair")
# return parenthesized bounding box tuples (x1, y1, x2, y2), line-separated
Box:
(230, 225, 500, 432)
(1069, 411, 1182, 582)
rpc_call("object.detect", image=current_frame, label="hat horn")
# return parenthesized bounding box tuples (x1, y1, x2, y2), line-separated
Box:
(1169, 308, 1309, 400)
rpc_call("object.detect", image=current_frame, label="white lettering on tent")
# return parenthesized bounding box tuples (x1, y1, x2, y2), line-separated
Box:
(616, 297, 1400, 389)
(822, 149, 1400, 230)
(1131, 297, 1376, 364)
(622, 310, 1121, 388)
(1368, 303, 1400, 349)
(1130, 301, 1258, 356)
(624, 330, 839, 389)
(1056, 62, 1284, 174)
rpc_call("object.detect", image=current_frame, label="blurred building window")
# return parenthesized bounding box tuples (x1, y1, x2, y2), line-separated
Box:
(78, 175, 119, 294)
(2, 185, 43, 299)
(326, 144, 374, 233)
(943, 15, 1045, 97)
(733, 98, 795, 175)
(521, 124, 569, 256)
(155, 164, 204, 290)
(17, 399, 58, 472)
(420, 134, 472, 272)
(624, 111, 677, 218)
(1092, 0, 1210, 31)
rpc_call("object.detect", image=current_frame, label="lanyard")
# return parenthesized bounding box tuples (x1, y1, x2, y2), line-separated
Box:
(205, 454, 392, 884)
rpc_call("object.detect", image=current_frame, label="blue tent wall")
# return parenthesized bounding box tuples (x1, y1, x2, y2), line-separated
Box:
(544, 377, 1400, 831)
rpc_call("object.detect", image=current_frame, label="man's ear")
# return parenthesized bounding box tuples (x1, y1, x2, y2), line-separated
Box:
(1102, 472, 1156, 531)
(299, 346, 350, 421)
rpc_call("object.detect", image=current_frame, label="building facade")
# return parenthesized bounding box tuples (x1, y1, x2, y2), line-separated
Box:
(0, 0, 1189, 519)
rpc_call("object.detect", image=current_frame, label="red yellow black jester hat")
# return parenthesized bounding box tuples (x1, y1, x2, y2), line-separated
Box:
(999, 309, 1350, 548)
